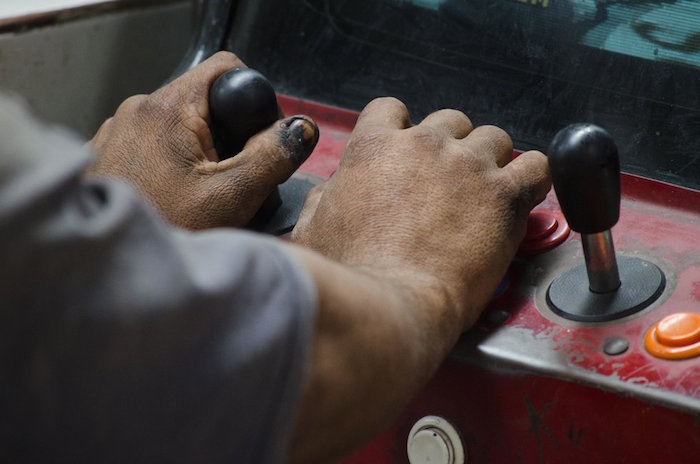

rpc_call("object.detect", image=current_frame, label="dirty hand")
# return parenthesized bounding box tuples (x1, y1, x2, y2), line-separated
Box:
(292, 97, 551, 330)
(87, 51, 318, 229)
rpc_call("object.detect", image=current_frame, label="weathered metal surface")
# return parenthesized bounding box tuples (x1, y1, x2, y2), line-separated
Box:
(0, 0, 182, 32)
(0, 1, 192, 136)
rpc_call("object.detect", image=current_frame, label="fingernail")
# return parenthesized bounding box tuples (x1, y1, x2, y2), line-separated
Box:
(286, 115, 319, 165)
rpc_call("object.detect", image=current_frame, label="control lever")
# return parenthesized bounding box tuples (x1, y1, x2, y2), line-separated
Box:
(209, 68, 318, 235)
(549, 123, 621, 293)
(546, 124, 665, 322)
(210, 68, 280, 156)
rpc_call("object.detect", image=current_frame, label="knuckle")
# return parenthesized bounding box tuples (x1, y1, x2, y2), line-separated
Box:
(346, 130, 387, 161)
(481, 124, 513, 150)
(494, 171, 535, 221)
(438, 108, 472, 127)
(137, 93, 169, 118)
(141, 92, 184, 130)
(96, 117, 114, 134)
(441, 108, 470, 122)
(454, 110, 473, 128)
(210, 50, 242, 66)
(522, 150, 549, 172)
(404, 124, 446, 151)
(491, 173, 520, 203)
(406, 124, 438, 140)
(349, 124, 387, 146)
(116, 94, 147, 114)
(365, 96, 408, 115)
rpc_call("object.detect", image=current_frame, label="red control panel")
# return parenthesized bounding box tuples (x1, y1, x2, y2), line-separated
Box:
(280, 96, 700, 463)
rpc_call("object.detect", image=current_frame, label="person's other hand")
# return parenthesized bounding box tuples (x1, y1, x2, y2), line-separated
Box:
(87, 52, 319, 229)
(293, 97, 550, 330)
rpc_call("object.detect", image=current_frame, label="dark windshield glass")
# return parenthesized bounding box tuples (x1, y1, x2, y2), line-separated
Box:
(230, 0, 700, 189)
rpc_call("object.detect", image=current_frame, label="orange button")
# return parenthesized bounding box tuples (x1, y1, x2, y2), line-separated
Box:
(645, 312, 700, 360)
(656, 313, 700, 347)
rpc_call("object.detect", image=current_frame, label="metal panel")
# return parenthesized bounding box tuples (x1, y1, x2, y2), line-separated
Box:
(0, 1, 194, 137)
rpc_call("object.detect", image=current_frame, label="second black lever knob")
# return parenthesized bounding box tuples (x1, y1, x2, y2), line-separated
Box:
(548, 123, 621, 293)
(548, 123, 620, 234)
(546, 123, 665, 322)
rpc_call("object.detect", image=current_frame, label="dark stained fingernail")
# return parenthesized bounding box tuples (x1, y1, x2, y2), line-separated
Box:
(285, 115, 319, 165)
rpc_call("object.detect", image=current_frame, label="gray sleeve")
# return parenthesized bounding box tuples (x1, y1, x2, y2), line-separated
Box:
(0, 96, 317, 464)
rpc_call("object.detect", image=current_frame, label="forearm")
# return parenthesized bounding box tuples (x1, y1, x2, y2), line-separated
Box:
(286, 244, 467, 463)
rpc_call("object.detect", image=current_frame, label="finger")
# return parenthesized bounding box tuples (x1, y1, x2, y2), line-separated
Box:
(90, 95, 146, 147)
(501, 150, 552, 209)
(88, 116, 114, 147)
(174, 51, 246, 94)
(461, 125, 514, 168)
(354, 97, 411, 131)
(114, 94, 148, 116)
(157, 51, 246, 117)
(214, 115, 320, 201)
(291, 182, 327, 244)
(419, 109, 473, 139)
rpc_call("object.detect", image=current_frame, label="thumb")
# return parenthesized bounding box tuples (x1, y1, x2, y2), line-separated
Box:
(219, 115, 319, 193)
(197, 115, 319, 226)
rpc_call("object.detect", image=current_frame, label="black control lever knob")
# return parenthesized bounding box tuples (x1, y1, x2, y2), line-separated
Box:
(207, 67, 319, 235)
(547, 123, 620, 234)
(546, 124, 666, 321)
(208, 67, 284, 226)
(209, 68, 279, 157)
(548, 123, 621, 294)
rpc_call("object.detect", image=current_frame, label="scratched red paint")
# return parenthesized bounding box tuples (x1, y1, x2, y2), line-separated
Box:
(342, 360, 700, 464)
(279, 95, 700, 463)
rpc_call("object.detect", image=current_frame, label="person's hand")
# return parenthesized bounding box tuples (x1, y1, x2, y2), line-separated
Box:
(292, 97, 550, 330)
(87, 52, 319, 230)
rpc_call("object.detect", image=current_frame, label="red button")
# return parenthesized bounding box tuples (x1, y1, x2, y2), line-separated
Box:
(526, 211, 558, 240)
(518, 210, 570, 256)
